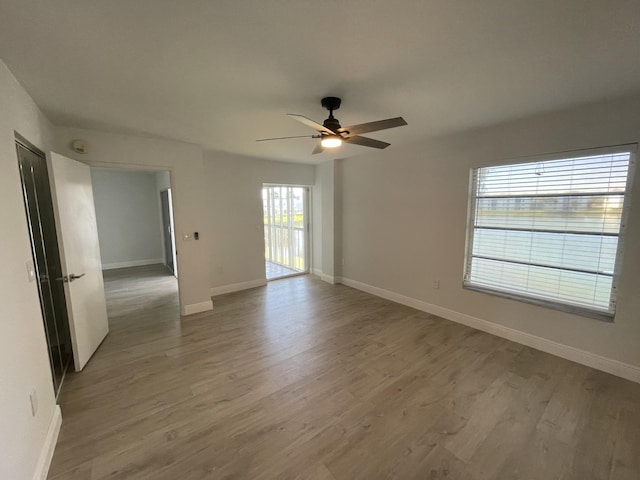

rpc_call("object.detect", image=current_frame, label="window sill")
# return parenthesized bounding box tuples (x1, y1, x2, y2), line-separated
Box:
(462, 282, 615, 323)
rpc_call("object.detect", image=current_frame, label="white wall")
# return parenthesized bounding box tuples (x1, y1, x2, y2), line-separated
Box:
(0, 60, 60, 480)
(54, 127, 212, 315)
(311, 173, 323, 275)
(91, 169, 164, 269)
(334, 159, 343, 280)
(313, 160, 339, 281)
(204, 152, 314, 293)
(339, 93, 640, 379)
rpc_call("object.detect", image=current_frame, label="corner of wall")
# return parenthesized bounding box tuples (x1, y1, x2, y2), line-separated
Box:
(210, 279, 267, 297)
(181, 299, 214, 316)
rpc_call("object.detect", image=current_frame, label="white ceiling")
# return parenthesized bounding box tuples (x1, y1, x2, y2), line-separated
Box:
(1, 0, 639, 164)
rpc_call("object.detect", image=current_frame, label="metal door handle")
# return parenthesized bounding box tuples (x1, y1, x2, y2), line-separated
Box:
(56, 273, 85, 283)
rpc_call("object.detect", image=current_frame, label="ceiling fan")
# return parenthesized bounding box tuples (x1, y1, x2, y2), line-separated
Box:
(257, 97, 407, 154)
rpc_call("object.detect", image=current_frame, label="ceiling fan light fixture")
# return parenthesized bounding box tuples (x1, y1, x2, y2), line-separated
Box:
(257, 97, 407, 154)
(320, 135, 342, 148)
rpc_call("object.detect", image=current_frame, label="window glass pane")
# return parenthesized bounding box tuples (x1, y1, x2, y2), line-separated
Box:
(470, 257, 613, 309)
(477, 154, 629, 196)
(475, 195, 624, 234)
(472, 229, 618, 274)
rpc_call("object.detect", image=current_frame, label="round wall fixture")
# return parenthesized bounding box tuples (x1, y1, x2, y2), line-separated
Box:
(72, 139, 88, 154)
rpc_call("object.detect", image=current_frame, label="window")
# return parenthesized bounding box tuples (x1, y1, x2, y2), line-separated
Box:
(464, 146, 636, 321)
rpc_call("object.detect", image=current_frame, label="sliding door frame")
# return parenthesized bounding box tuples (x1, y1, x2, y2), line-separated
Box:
(263, 184, 311, 278)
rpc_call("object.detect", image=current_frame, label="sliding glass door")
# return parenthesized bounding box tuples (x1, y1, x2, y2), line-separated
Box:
(263, 185, 309, 279)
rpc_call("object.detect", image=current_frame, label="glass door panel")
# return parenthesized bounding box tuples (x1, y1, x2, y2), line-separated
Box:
(263, 186, 309, 279)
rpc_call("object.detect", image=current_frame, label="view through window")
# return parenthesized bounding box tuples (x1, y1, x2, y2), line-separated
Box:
(464, 146, 635, 319)
(263, 185, 309, 280)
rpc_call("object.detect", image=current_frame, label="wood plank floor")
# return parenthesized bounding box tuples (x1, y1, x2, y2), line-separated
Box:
(48, 265, 640, 480)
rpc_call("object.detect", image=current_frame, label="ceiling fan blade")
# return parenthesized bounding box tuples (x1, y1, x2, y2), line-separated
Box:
(311, 143, 324, 155)
(339, 117, 407, 136)
(287, 114, 335, 135)
(256, 135, 318, 142)
(344, 135, 391, 149)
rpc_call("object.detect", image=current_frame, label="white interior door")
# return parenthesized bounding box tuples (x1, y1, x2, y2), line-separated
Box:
(48, 152, 109, 371)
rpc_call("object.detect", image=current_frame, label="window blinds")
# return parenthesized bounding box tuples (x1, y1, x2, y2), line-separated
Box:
(464, 148, 634, 319)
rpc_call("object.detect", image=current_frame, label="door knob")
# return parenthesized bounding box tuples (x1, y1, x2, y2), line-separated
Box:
(56, 273, 85, 283)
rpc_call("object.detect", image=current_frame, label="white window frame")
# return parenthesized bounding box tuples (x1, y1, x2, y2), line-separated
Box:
(463, 144, 637, 322)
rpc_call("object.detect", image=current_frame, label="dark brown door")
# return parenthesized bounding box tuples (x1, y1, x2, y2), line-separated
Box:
(16, 138, 73, 396)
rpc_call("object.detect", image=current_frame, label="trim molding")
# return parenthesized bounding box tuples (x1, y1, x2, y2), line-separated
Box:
(210, 279, 267, 297)
(321, 274, 337, 284)
(340, 277, 640, 384)
(33, 405, 62, 480)
(181, 300, 213, 316)
(102, 258, 164, 270)
(311, 270, 338, 284)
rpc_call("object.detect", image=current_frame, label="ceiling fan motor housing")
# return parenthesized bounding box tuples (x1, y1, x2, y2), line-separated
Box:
(323, 117, 342, 132)
(321, 97, 343, 132)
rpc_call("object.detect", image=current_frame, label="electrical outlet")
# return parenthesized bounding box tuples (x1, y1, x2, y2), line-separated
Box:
(26, 260, 36, 282)
(433, 280, 440, 289)
(29, 389, 38, 416)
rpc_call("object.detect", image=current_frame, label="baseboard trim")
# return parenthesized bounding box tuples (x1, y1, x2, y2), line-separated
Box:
(181, 300, 213, 316)
(340, 277, 640, 384)
(33, 405, 62, 480)
(321, 274, 336, 284)
(102, 258, 164, 270)
(311, 270, 338, 284)
(210, 279, 267, 297)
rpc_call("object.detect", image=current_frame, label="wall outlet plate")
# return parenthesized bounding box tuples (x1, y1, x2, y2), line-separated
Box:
(26, 260, 36, 282)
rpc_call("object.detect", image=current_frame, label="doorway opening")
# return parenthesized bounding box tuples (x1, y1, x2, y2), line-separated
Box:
(262, 185, 310, 280)
(90, 168, 179, 319)
(16, 136, 73, 397)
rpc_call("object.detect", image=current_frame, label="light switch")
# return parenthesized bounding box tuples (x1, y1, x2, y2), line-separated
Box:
(182, 232, 192, 241)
